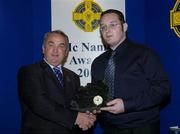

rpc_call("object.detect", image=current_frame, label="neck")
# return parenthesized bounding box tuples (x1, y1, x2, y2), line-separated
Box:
(110, 36, 126, 50)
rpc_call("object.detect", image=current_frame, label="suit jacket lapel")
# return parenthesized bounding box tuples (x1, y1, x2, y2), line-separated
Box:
(39, 60, 65, 105)
(62, 68, 74, 95)
(40, 60, 64, 88)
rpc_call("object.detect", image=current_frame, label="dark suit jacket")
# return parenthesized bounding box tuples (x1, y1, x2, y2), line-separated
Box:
(18, 60, 80, 134)
(91, 39, 171, 128)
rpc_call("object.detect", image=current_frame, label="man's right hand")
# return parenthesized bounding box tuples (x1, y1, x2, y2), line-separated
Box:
(75, 112, 96, 131)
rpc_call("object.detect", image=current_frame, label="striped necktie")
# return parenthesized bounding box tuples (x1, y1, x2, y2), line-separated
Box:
(104, 51, 116, 98)
(53, 67, 64, 87)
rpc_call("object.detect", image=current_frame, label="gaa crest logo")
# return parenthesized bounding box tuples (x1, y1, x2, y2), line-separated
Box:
(170, 0, 180, 38)
(72, 0, 103, 32)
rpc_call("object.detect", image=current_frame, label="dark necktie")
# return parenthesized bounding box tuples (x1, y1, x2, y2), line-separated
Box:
(53, 67, 64, 87)
(104, 51, 116, 98)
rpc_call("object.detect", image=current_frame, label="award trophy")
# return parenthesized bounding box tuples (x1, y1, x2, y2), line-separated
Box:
(70, 80, 112, 112)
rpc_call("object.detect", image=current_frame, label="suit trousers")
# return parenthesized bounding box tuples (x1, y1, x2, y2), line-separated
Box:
(102, 120, 160, 134)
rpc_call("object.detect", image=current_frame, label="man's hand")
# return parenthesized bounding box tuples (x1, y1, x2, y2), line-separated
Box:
(75, 112, 96, 131)
(100, 98, 124, 114)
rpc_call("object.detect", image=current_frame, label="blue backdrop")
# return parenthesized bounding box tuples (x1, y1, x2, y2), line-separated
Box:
(0, 0, 179, 134)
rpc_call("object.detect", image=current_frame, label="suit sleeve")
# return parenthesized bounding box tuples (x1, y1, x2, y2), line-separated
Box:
(124, 48, 171, 112)
(18, 66, 79, 129)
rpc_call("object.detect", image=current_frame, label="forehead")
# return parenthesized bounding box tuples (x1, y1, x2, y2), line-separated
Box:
(46, 33, 66, 42)
(100, 13, 119, 24)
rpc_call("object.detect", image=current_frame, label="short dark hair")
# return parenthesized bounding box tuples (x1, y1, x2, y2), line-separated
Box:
(100, 9, 125, 24)
(43, 30, 69, 45)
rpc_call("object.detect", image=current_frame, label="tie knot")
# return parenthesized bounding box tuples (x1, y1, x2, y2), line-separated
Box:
(53, 67, 61, 74)
(53, 67, 64, 86)
(111, 51, 116, 57)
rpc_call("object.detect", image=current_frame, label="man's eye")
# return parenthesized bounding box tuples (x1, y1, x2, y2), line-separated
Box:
(112, 24, 116, 26)
(110, 24, 116, 27)
(59, 44, 66, 48)
(100, 26, 106, 31)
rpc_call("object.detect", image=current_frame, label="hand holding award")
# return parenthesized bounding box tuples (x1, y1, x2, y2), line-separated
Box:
(70, 80, 111, 112)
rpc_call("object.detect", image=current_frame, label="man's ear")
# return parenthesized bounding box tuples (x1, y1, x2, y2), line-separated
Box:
(123, 23, 128, 32)
(65, 48, 69, 57)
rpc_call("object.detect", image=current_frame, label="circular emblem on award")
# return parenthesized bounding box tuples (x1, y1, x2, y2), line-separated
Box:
(72, 0, 103, 32)
(70, 80, 108, 112)
(93, 95, 103, 106)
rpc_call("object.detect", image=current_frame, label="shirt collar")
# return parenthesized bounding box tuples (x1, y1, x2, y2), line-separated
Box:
(43, 58, 63, 73)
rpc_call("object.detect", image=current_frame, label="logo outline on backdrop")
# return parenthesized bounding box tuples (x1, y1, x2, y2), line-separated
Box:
(170, 0, 180, 38)
(72, 0, 103, 32)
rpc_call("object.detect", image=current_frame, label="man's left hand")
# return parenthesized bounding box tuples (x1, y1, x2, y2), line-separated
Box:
(100, 98, 124, 114)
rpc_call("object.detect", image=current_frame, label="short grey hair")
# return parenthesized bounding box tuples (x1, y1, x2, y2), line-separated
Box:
(43, 30, 69, 46)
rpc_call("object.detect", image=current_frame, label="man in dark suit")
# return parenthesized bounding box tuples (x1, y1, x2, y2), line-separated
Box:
(91, 9, 171, 134)
(18, 30, 96, 134)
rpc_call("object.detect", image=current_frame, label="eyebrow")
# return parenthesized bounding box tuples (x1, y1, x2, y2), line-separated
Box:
(59, 43, 66, 45)
(100, 21, 119, 25)
(46, 41, 55, 45)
